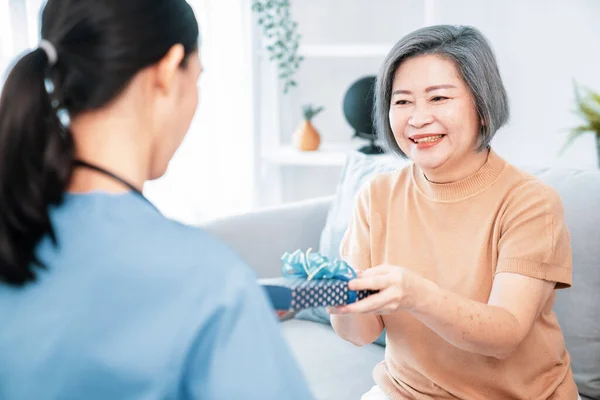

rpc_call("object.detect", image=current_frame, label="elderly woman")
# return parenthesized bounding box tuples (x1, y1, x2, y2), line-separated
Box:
(328, 25, 579, 400)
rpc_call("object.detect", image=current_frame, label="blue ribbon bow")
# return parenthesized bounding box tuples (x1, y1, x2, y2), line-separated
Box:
(281, 248, 357, 281)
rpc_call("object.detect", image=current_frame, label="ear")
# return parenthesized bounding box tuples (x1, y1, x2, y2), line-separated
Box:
(155, 44, 185, 95)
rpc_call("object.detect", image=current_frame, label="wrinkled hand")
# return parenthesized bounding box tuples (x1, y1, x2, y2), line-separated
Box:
(328, 264, 429, 315)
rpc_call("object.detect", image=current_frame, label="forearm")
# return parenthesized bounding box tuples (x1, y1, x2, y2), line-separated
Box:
(330, 313, 384, 347)
(412, 281, 521, 359)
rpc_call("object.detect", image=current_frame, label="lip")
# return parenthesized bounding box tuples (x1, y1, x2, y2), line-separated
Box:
(409, 133, 446, 141)
(409, 133, 446, 149)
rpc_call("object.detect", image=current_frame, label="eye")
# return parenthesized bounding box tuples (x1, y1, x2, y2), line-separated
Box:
(394, 100, 411, 106)
(431, 96, 449, 102)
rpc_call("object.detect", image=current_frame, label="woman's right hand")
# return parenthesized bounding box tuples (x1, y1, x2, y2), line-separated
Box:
(328, 310, 384, 346)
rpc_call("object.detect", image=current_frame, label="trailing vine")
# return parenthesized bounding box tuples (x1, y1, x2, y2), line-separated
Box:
(251, 0, 304, 94)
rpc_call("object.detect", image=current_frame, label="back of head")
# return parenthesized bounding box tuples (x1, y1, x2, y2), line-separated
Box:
(374, 25, 510, 157)
(0, 0, 199, 286)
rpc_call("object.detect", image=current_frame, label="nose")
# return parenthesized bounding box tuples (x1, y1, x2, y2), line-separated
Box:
(408, 101, 434, 128)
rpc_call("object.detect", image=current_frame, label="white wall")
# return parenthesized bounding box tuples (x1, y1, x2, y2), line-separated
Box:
(256, 0, 600, 205)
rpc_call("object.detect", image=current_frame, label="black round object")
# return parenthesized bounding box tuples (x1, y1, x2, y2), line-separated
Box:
(342, 76, 385, 154)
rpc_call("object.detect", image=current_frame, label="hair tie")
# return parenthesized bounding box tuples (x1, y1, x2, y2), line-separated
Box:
(39, 39, 58, 66)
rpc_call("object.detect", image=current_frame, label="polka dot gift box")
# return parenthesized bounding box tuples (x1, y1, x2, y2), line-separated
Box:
(260, 249, 374, 311)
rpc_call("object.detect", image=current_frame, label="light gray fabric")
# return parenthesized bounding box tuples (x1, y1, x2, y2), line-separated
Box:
(319, 152, 405, 260)
(282, 319, 384, 400)
(203, 196, 332, 278)
(526, 167, 600, 400)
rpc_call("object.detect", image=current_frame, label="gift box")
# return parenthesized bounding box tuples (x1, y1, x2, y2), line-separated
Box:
(259, 249, 374, 311)
(260, 276, 371, 311)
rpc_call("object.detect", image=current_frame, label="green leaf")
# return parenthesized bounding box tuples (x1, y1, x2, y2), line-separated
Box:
(559, 125, 592, 155)
(301, 104, 324, 120)
(578, 101, 600, 122)
(567, 80, 600, 136)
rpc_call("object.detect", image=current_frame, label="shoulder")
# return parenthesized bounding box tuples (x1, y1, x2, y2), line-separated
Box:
(137, 215, 251, 280)
(77, 196, 256, 290)
(500, 164, 564, 211)
(495, 164, 566, 231)
(112, 215, 261, 326)
(357, 164, 412, 205)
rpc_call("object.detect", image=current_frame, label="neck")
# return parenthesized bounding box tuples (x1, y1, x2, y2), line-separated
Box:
(422, 148, 490, 184)
(67, 109, 152, 194)
(412, 148, 505, 202)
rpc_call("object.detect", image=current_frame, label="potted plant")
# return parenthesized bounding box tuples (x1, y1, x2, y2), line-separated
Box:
(251, 0, 304, 94)
(293, 104, 324, 151)
(561, 81, 600, 168)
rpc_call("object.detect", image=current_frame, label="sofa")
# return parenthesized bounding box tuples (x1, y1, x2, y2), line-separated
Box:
(203, 152, 600, 400)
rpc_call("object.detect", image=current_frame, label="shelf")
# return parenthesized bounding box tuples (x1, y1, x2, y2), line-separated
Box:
(257, 44, 394, 58)
(262, 143, 360, 166)
(299, 43, 394, 57)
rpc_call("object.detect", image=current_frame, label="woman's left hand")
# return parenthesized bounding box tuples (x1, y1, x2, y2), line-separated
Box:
(328, 264, 433, 315)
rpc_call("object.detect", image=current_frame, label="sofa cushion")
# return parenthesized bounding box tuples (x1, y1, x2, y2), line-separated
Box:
(527, 167, 600, 400)
(282, 319, 384, 400)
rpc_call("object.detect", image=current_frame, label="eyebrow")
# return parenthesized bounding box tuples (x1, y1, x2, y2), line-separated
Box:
(392, 84, 457, 95)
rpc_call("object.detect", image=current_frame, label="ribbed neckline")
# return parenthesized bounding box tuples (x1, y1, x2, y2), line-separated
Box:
(412, 148, 506, 201)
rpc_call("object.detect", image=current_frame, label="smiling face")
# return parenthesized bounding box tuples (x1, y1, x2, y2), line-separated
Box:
(389, 53, 487, 182)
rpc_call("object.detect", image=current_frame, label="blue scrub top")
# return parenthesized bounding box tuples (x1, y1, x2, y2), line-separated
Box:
(0, 192, 314, 400)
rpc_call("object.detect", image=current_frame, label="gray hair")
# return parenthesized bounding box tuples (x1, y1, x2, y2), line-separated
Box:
(374, 25, 510, 157)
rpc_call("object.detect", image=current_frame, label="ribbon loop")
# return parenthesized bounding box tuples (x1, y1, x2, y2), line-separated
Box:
(281, 248, 357, 281)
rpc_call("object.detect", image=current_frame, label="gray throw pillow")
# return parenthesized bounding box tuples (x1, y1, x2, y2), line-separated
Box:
(296, 151, 406, 347)
(319, 151, 405, 260)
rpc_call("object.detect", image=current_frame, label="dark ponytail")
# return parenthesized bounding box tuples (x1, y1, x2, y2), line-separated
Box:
(0, 0, 199, 286)
(0, 49, 74, 285)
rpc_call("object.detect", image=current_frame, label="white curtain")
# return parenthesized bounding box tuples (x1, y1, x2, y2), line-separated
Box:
(0, 0, 257, 226)
(0, 0, 43, 75)
(0, 1, 14, 76)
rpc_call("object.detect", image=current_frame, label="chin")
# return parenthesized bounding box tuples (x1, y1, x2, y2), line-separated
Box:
(148, 163, 170, 181)
(409, 149, 451, 172)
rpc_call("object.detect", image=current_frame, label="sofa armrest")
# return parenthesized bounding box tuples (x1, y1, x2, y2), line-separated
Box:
(201, 196, 333, 278)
